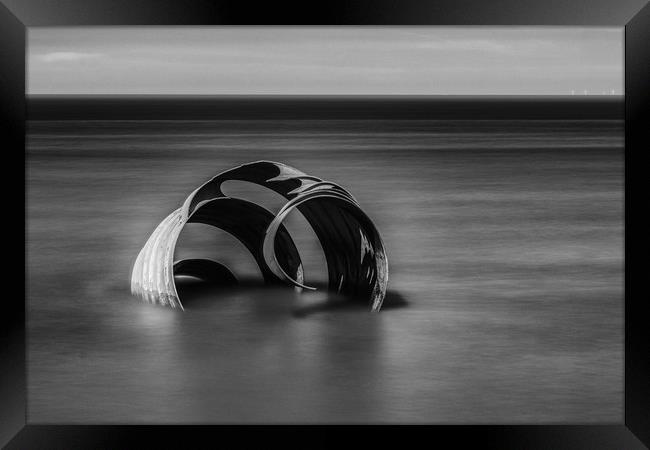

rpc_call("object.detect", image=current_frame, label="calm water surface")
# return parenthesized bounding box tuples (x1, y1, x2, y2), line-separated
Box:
(27, 119, 623, 423)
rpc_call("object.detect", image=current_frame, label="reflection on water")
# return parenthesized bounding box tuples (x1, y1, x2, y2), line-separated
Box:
(27, 119, 623, 423)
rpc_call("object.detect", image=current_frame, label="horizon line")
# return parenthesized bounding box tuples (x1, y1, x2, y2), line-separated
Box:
(27, 93, 625, 99)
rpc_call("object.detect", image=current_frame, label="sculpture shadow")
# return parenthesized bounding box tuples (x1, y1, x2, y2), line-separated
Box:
(174, 276, 408, 315)
(291, 289, 409, 318)
(174, 276, 266, 308)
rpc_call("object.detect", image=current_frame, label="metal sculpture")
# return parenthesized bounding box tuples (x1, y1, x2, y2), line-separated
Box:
(130, 161, 388, 311)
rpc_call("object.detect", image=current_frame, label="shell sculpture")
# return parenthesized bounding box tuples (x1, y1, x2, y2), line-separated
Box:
(130, 161, 388, 311)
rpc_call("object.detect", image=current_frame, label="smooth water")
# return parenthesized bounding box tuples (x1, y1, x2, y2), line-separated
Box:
(27, 118, 623, 423)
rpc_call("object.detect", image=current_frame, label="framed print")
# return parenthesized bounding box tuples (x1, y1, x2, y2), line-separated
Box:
(3, 0, 649, 447)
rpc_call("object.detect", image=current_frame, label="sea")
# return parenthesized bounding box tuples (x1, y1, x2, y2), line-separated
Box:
(26, 97, 624, 423)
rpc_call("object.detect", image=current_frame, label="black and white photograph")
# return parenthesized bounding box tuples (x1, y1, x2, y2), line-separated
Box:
(26, 26, 624, 424)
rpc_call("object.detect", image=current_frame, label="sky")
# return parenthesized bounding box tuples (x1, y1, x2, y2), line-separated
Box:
(28, 27, 623, 96)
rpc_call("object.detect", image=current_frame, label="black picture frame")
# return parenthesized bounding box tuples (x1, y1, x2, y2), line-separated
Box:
(4, 0, 649, 447)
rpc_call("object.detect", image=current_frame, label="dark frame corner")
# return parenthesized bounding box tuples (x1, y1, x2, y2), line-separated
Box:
(4, 0, 649, 448)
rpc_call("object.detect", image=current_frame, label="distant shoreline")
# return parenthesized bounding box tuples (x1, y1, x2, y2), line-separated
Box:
(27, 95, 624, 120)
